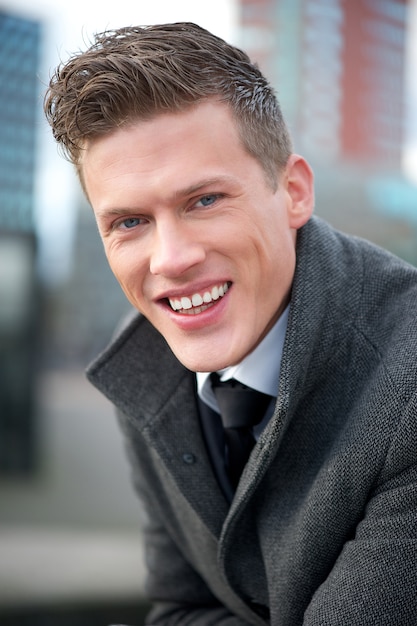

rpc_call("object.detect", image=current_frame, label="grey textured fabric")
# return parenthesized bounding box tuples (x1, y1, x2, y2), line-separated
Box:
(87, 216, 417, 625)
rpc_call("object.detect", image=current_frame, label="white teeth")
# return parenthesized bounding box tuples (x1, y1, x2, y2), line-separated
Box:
(191, 293, 203, 307)
(169, 282, 229, 312)
(181, 297, 192, 310)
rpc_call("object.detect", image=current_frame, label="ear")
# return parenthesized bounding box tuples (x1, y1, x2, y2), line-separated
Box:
(283, 154, 315, 229)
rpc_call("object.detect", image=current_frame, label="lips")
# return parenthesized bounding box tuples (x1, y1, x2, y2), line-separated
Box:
(168, 282, 230, 315)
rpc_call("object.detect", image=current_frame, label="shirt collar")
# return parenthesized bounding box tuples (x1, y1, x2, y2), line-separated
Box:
(197, 305, 289, 412)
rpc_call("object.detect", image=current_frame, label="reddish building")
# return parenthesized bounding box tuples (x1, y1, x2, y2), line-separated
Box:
(341, 0, 407, 167)
(240, 0, 409, 169)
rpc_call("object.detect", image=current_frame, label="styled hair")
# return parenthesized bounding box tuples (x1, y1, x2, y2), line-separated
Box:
(44, 22, 292, 187)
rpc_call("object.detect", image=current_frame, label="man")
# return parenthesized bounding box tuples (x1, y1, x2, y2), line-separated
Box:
(44, 23, 417, 625)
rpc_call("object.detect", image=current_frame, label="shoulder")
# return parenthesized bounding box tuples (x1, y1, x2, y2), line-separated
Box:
(296, 216, 417, 393)
(300, 216, 417, 317)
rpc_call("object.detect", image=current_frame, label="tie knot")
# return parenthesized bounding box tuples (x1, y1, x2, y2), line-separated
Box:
(210, 373, 272, 429)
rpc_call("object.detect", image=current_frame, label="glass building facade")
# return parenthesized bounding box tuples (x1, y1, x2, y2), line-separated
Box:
(0, 11, 41, 232)
(0, 11, 42, 474)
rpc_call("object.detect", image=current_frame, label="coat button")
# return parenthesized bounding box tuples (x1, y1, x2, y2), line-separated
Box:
(182, 453, 196, 464)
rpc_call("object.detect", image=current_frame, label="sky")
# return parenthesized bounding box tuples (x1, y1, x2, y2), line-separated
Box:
(4, 0, 417, 283)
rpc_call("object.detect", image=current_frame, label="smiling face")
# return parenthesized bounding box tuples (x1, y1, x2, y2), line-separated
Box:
(82, 100, 314, 372)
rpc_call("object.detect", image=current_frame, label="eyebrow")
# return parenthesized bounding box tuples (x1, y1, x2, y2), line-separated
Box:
(172, 175, 237, 201)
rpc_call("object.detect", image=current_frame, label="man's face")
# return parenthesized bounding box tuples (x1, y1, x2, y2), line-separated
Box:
(82, 101, 312, 372)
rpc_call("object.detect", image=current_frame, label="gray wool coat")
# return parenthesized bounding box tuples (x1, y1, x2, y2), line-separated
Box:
(87, 216, 417, 625)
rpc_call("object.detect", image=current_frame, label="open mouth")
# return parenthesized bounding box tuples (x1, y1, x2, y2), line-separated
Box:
(167, 282, 230, 315)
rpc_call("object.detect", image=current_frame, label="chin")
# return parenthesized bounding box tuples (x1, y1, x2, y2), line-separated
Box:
(172, 349, 237, 374)
(177, 357, 218, 373)
(167, 332, 244, 372)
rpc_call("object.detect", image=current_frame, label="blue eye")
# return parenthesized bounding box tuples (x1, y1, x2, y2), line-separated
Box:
(197, 194, 218, 207)
(121, 217, 141, 229)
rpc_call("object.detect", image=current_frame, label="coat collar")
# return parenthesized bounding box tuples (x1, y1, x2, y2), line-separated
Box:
(86, 312, 232, 531)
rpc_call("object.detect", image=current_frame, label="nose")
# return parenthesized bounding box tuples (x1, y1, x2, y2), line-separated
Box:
(149, 217, 206, 277)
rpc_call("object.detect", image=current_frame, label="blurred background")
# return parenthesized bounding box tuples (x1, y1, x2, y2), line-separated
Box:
(0, 0, 416, 624)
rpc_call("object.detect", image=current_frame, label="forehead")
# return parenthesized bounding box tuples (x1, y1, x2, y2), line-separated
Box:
(81, 100, 238, 157)
(80, 101, 259, 201)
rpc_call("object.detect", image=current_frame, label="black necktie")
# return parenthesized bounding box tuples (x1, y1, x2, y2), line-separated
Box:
(211, 373, 272, 488)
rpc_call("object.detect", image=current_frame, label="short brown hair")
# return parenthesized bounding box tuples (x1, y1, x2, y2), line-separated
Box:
(44, 22, 292, 187)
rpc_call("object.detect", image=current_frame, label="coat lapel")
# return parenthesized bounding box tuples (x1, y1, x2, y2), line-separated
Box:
(86, 314, 231, 537)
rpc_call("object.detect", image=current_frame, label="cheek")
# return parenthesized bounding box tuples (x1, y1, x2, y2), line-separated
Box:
(252, 219, 294, 273)
(106, 249, 145, 295)
(256, 231, 296, 301)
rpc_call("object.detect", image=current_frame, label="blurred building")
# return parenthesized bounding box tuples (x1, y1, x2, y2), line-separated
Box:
(0, 11, 41, 233)
(340, 0, 405, 167)
(240, 0, 417, 263)
(0, 10, 42, 474)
